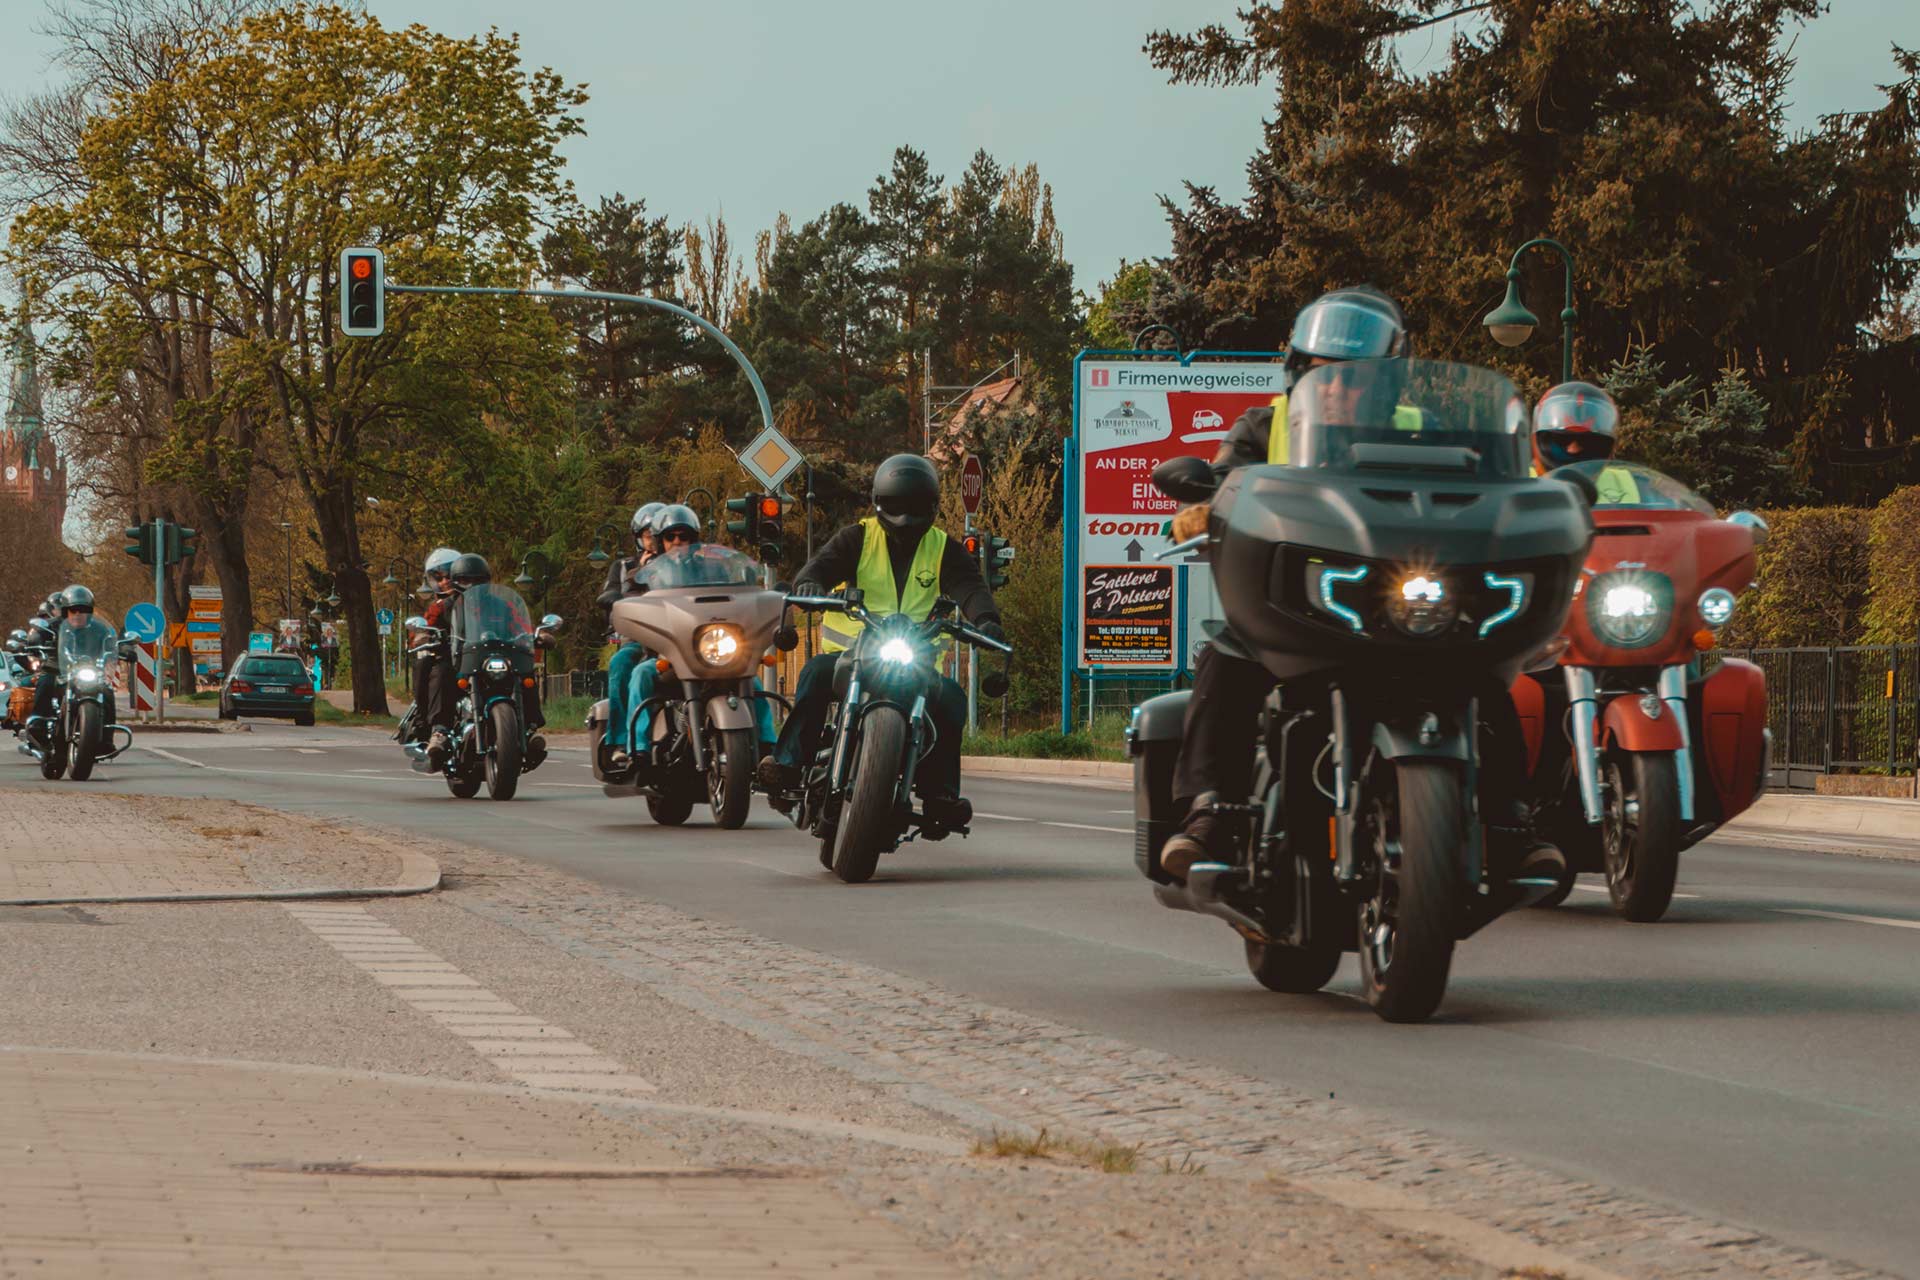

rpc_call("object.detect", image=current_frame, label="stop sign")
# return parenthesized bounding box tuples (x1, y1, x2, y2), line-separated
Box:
(960, 454, 985, 515)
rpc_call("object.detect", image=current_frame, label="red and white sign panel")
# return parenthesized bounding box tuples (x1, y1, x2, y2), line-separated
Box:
(130, 642, 161, 713)
(1074, 359, 1284, 668)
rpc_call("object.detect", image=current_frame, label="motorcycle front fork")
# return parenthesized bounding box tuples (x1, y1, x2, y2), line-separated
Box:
(1565, 664, 1695, 825)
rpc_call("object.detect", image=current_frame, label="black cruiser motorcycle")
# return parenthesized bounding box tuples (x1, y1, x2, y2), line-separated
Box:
(1131, 359, 1592, 1022)
(775, 590, 1011, 884)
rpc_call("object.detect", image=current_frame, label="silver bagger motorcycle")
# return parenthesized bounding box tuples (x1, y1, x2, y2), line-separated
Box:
(18, 617, 137, 781)
(776, 590, 1011, 884)
(1131, 359, 1592, 1022)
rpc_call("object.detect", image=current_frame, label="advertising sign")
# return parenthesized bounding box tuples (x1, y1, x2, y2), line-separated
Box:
(249, 632, 272, 653)
(1081, 565, 1175, 666)
(1067, 355, 1284, 673)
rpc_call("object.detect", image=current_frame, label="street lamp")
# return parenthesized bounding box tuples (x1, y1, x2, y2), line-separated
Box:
(1483, 236, 1577, 383)
(586, 521, 620, 565)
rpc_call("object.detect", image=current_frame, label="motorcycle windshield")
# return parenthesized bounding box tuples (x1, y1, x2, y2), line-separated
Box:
(1556, 460, 1716, 514)
(1285, 358, 1530, 478)
(636, 544, 762, 590)
(59, 617, 117, 668)
(454, 584, 534, 653)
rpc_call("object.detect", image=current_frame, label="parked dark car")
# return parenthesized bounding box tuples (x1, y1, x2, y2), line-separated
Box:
(219, 653, 316, 726)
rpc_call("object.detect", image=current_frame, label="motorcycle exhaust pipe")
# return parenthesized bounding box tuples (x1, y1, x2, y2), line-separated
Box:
(1152, 864, 1273, 943)
(1565, 667, 1603, 826)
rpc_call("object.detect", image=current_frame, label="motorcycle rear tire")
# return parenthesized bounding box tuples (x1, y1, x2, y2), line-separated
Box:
(1529, 867, 1577, 909)
(708, 726, 754, 829)
(646, 787, 695, 826)
(1604, 751, 1679, 922)
(485, 702, 522, 801)
(447, 771, 483, 799)
(1358, 759, 1463, 1024)
(1245, 934, 1342, 994)
(831, 706, 907, 885)
(68, 702, 102, 781)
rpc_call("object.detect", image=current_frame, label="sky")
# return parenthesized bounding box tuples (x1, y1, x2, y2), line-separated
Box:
(0, 0, 1912, 300)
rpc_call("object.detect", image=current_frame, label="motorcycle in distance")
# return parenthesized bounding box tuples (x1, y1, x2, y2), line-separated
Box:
(774, 589, 1012, 884)
(1131, 358, 1593, 1023)
(17, 612, 136, 780)
(1513, 460, 1768, 921)
(4, 628, 49, 732)
(399, 584, 561, 800)
(587, 542, 788, 829)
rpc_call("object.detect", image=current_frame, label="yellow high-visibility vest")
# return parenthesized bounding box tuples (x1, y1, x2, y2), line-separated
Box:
(820, 518, 948, 653)
(1594, 465, 1642, 505)
(1265, 393, 1425, 463)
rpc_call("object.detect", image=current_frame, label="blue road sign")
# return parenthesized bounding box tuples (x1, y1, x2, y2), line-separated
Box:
(124, 602, 165, 643)
(376, 608, 394, 626)
(187, 620, 220, 635)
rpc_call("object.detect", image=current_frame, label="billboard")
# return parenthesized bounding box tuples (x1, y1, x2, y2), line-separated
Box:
(1066, 355, 1284, 675)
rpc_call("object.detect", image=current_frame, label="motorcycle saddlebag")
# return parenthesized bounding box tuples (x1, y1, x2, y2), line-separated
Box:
(1128, 691, 1190, 883)
(587, 698, 612, 782)
(7, 686, 32, 726)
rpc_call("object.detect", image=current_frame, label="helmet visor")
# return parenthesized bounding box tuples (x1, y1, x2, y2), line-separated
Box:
(1537, 430, 1612, 469)
(875, 492, 936, 519)
(1288, 297, 1406, 364)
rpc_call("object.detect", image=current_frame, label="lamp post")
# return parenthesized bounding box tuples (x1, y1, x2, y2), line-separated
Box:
(1482, 236, 1578, 383)
(279, 521, 293, 622)
(586, 521, 620, 566)
(382, 558, 406, 681)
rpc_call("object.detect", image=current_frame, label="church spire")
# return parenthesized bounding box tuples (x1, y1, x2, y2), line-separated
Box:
(5, 303, 46, 469)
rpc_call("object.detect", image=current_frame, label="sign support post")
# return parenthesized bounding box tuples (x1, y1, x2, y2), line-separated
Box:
(152, 517, 167, 724)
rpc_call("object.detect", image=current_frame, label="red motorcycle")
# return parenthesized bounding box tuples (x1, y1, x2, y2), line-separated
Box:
(1513, 460, 1769, 921)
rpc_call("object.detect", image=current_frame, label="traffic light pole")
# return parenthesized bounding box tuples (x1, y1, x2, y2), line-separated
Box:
(152, 517, 167, 724)
(965, 513, 978, 736)
(382, 283, 777, 439)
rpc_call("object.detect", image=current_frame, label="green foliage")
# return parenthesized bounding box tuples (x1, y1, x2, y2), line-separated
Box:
(1721, 507, 1872, 648)
(1142, 3, 1920, 497)
(960, 728, 1122, 762)
(1604, 348, 1811, 508)
(1085, 261, 1158, 350)
(1863, 486, 1920, 644)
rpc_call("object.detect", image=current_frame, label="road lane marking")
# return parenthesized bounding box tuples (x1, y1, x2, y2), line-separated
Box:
(1570, 884, 1701, 901)
(1779, 908, 1920, 931)
(282, 904, 655, 1093)
(1043, 821, 1131, 834)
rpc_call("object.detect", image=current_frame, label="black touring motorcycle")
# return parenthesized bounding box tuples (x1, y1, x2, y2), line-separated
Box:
(399, 584, 560, 800)
(775, 590, 1012, 884)
(1132, 359, 1593, 1022)
(17, 615, 136, 781)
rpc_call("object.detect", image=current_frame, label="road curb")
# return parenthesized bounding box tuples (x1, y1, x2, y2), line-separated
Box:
(962, 755, 1129, 786)
(0, 842, 441, 908)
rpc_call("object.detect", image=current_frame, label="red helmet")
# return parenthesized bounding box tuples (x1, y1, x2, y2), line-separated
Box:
(1532, 382, 1619, 472)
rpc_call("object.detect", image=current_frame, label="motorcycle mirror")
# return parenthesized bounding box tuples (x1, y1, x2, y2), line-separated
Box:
(773, 580, 793, 594)
(844, 587, 865, 608)
(1546, 467, 1599, 506)
(774, 625, 799, 652)
(981, 671, 1009, 699)
(1152, 456, 1217, 505)
(404, 615, 429, 631)
(541, 613, 563, 630)
(1727, 510, 1769, 547)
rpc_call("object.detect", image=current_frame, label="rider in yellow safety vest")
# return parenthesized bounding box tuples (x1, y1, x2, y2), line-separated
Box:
(1532, 381, 1630, 494)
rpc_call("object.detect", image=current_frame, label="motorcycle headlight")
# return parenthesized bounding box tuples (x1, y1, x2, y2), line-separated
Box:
(695, 624, 743, 666)
(73, 666, 102, 687)
(1384, 572, 1458, 638)
(1312, 563, 1370, 634)
(483, 656, 510, 674)
(1698, 587, 1736, 629)
(878, 637, 918, 665)
(1587, 571, 1671, 647)
(1479, 571, 1531, 637)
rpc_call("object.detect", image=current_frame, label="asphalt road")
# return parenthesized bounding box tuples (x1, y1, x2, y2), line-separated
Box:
(11, 722, 1920, 1275)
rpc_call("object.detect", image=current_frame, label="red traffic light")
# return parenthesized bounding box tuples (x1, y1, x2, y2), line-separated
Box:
(349, 255, 373, 280)
(757, 496, 782, 519)
(964, 535, 982, 556)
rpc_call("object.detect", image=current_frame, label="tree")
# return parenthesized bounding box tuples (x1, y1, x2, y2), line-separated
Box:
(1144, 1, 1920, 497)
(1604, 347, 1811, 508)
(13, 4, 587, 713)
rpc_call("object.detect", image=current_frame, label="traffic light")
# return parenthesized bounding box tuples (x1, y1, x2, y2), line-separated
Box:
(755, 494, 784, 563)
(724, 494, 760, 547)
(339, 247, 385, 337)
(985, 534, 1013, 589)
(165, 524, 198, 564)
(123, 522, 155, 566)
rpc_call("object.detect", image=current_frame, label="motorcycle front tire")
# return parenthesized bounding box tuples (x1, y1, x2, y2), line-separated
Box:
(68, 701, 103, 781)
(1604, 751, 1680, 922)
(831, 705, 907, 885)
(708, 726, 755, 829)
(1358, 758, 1464, 1024)
(485, 701, 522, 801)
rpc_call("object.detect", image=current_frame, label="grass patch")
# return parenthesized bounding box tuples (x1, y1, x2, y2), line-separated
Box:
(970, 1128, 1146, 1174)
(960, 728, 1126, 762)
(173, 691, 220, 705)
(543, 693, 597, 729)
(313, 700, 399, 730)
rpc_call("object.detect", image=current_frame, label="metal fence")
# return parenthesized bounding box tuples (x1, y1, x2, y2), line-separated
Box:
(1722, 645, 1919, 789)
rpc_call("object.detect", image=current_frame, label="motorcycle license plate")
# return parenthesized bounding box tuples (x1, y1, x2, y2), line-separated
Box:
(262, 685, 289, 693)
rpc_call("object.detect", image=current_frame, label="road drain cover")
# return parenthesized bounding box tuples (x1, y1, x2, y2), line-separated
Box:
(240, 1160, 789, 1181)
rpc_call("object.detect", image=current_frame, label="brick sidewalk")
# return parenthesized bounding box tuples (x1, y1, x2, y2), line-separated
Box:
(0, 1047, 956, 1279)
(0, 789, 430, 903)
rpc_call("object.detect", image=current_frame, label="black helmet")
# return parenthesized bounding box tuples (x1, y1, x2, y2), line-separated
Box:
(1284, 287, 1410, 380)
(652, 503, 700, 545)
(871, 454, 940, 538)
(448, 553, 492, 587)
(61, 585, 96, 613)
(631, 501, 665, 543)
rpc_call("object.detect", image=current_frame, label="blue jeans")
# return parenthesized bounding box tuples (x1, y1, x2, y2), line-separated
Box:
(626, 663, 776, 751)
(605, 644, 649, 748)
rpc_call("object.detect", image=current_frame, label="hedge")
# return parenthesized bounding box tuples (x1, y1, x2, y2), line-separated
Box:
(1720, 487, 1917, 649)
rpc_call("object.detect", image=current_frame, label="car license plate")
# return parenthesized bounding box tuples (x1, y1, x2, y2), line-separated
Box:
(262, 685, 289, 693)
